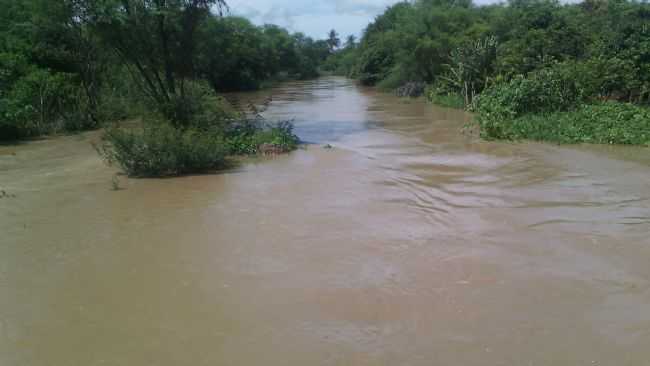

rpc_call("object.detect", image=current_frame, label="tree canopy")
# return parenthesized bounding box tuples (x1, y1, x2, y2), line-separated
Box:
(326, 0, 650, 105)
(0, 0, 330, 139)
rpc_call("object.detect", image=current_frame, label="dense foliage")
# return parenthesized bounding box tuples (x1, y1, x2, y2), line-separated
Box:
(0, 0, 327, 142)
(1, 0, 325, 176)
(0, 0, 107, 139)
(197, 19, 330, 92)
(333, 0, 650, 101)
(98, 121, 229, 177)
(5, 0, 649, 152)
(96, 112, 299, 177)
(224, 119, 299, 155)
(326, 0, 650, 145)
(476, 102, 650, 145)
(472, 58, 650, 144)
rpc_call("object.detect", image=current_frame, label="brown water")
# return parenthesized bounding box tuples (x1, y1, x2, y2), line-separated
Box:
(2, 77, 650, 366)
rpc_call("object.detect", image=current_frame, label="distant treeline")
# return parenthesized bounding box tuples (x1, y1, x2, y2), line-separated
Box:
(0, 0, 330, 140)
(325, 0, 650, 144)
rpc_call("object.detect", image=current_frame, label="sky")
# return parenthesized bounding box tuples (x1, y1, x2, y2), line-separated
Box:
(224, 0, 501, 40)
(223, 0, 405, 39)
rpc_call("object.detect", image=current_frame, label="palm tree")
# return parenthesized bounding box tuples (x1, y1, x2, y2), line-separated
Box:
(326, 29, 340, 52)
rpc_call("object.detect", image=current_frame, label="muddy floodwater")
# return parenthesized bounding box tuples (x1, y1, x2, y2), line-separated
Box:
(2, 77, 650, 365)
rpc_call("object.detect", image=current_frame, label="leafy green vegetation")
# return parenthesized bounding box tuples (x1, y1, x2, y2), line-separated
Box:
(426, 91, 466, 110)
(4, 0, 650, 152)
(0, 0, 104, 139)
(197, 19, 330, 92)
(0, 0, 327, 176)
(321, 31, 358, 76)
(98, 114, 299, 178)
(225, 120, 299, 156)
(326, 0, 650, 145)
(472, 65, 588, 122)
(472, 62, 650, 144)
(476, 102, 650, 145)
(98, 121, 229, 178)
(94, 80, 298, 177)
(0, 0, 327, 137)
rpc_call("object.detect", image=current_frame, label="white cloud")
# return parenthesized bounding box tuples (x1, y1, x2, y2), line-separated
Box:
(224, 0, 399, 39)
(333, 0, 394, 15)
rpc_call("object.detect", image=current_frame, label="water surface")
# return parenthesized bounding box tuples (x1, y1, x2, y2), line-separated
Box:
(2, 77, 650, 365)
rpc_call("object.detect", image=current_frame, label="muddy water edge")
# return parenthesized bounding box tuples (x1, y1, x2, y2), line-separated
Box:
(1, 77, 650, 366)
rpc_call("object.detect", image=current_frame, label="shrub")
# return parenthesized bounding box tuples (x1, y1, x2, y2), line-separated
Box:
(473, 60, 650, 144)
(0, 68, 83, 139)
(97, 121, 228, 177)
(225, 119, 299, 155)
(96, 67, 148, 122)
(159, 81, 232, 130)
(425, 84, 465, 109)
(428, 93, 465, 109)
(97, 115, 299, 177)
(473, 65, 589, 139)
(396, 82, 427, 97)
(504, 102, 650, 145)
(474, 67, 585, 117)
(376, 65, 411, 91)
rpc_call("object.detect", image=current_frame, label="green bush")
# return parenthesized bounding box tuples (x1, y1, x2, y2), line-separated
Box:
(426, 84, 465, 109)
(474, 66, 585, 117)
(473, 65, 589, 139)
(225, 119, 299, 155)
(472, 57, 650, 144)
(98, 115, 300, 177)
(97, 121, 228, 177)
(0, 68, 83, 139)
(158, 82, 232, 130)
(376, 65, 411, 91)
(502, 102, 650, 145)
(428, 93, 465, 109)
(96, 67, 148, 122)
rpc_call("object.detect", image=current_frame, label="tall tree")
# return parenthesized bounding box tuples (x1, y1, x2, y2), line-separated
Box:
(79, 0, 227, 124)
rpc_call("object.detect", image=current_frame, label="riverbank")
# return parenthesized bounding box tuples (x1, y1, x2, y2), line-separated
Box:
(423, 88, 650, 146)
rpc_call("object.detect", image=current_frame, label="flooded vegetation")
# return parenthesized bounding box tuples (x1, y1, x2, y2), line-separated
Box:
(2, 77, 650, 365)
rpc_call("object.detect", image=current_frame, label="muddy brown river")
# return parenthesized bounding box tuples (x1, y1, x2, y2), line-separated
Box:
(2, 77, 650, 365)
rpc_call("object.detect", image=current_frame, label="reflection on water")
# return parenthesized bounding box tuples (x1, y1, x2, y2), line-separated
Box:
(237, 77, 373, 143)
(1, 77, 650, 366)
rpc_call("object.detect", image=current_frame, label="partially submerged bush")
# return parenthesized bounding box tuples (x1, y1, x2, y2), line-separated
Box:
(473, 65, 589, 140)
(473, 62, 650, 145)
(250, 121, 300, 153)
(474, 67, 585, 119)
(99, 118, 300, 177)
(97, 121, 228, 177)
(428, 92, 465, 109)
(96, 81, 301, 178)
(224, 119, 299, 155)
(502, 102, 650, 145)
(395, 82, 426, 97)
(425, 84, 465, 109)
